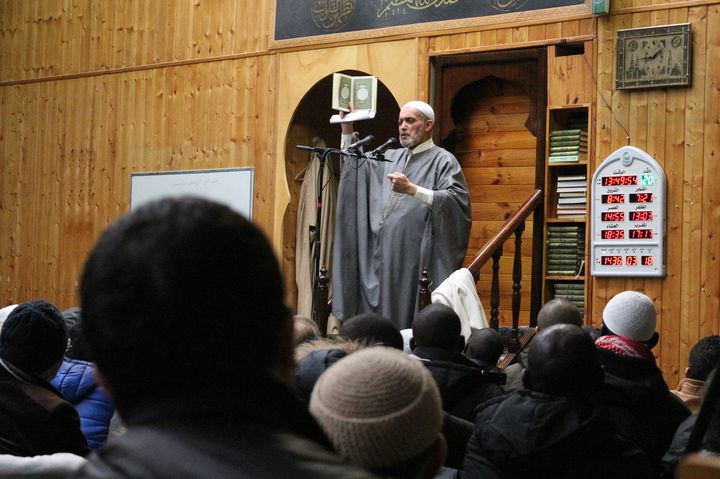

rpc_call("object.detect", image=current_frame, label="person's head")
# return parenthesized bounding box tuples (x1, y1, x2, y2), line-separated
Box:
(525, 324, 604, 401)
(0, 300, 68, 380)
(62, 307, 91, 361)
(310, 347, 446, 478)
(293, 315, 321, 346)
(465, 328, 504, 367)
(601, 290, 659, 348)
(687, 336, 720, 381)
(536, 298, 583, 332)
(411, 303, 463, 352)
(0, 304, 18, 329)
(340, 313, 403, 350)
(80, 197, 291, 417)
(398, 101, 435, 148)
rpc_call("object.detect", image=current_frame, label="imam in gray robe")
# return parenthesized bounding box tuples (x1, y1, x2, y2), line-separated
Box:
(332, 142, 472, 330)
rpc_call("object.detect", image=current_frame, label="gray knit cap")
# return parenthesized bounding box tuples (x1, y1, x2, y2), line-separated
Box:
(309, 347, 443, 469)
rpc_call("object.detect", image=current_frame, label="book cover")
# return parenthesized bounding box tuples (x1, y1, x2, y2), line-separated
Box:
(332, 73, 377, 113)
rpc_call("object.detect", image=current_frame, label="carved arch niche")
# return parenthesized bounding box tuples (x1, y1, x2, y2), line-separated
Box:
(282, 72, 399, 314)
(432, 49, 548, 323)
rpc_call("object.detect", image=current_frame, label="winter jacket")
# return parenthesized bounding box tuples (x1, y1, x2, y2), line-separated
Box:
(463, 389, 651, 479)
(412, 346, 504, 422)
(0, 359, 88, 457)
(596, 346, 690, 465)
(52, 359, 115, 450)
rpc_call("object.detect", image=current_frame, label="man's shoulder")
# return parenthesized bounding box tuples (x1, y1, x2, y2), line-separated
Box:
(74, 424, 378, 479)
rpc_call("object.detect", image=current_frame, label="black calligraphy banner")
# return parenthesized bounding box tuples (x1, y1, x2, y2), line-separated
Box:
(274, 0, 586, 41)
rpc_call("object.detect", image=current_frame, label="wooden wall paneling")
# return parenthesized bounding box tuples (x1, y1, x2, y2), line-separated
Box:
(681, 5, 707, 377)
(547, 42, 594, 106)
(699, 4, 720, 339)
(253, 54, 278, 235)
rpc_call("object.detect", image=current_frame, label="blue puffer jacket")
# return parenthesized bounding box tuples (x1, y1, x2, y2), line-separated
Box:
(51, 358, 115, 450)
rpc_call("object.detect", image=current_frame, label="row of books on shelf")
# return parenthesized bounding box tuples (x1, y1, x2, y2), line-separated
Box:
(556, 174, 587, 219)
(551, 281, 585, 315)
(546, 224, 585, 276)
(548, 124, 588, 164)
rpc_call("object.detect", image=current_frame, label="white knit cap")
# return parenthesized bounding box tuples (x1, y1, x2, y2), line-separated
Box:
(402, 101, 435, 122)
(602, 291, 657, 342)
(309, 347, 443, 469)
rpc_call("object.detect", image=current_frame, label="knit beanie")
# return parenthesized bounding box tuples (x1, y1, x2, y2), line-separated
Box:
(602, 291, 657, 342)
(309, 347, 443, 469)
(0, 300, 68, 374)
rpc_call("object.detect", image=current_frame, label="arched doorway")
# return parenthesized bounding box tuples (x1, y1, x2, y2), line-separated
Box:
(433, 49, 547, 325)
(282, 72, 399, 317)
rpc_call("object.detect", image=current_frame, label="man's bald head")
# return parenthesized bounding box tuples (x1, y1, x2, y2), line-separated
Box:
(526, 324, 603, 401)
(536, 298, 583, 332)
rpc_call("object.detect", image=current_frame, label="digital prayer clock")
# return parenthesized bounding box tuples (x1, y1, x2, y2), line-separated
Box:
(591, 146, 666, 277)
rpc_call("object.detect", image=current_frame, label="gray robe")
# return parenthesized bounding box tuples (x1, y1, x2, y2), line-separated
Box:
(332, 144, 471, 330)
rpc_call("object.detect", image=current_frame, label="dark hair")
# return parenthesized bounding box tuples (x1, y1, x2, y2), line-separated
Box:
(412, 304, 461, 351)
(465, 328, 504, 366)
(527, 324, 603, 400)
(688, 335, 720, 381)
(536, 298, 583, 330)
(80, 198, 289, 416)
(62, 307, 91, 361)
(340, 313, 403, 350)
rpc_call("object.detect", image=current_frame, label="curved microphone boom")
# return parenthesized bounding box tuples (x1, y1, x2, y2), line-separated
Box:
(346, 135, 375, 151)
(369, 137, 399, 156)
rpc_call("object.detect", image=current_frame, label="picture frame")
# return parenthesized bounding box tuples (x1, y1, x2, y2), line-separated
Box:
(616, 23, 692, 90)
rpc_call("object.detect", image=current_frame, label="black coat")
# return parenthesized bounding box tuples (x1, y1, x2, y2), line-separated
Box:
(596, 346, 690, 466)
(0, 360, 89, 457)
(412, 346, 504, 422)
(462, 389, 651, 479)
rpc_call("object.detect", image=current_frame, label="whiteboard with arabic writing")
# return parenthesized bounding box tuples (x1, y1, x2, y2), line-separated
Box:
(130, 168, 254, 219)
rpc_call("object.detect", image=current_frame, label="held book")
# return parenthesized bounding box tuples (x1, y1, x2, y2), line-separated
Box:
(332, 73, 378, 113)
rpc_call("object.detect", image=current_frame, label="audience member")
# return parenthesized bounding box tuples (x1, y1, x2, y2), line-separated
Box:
(74, 198, 375, 478)
(310, 347, 447, 479)
(464, 328, 504, 371)
(51, 308, 115, 450)
(295, 337, 363, 406)
(293, 315, 321, 346)
(672, 335, 720, 413)
(0, 300, 89, 457)
(504, 298, 583, 390)
(463, 324, 650, 479)
(340, 313, 404, 350)
(411, 304, 504, 421)
(595, 291, 690, 468)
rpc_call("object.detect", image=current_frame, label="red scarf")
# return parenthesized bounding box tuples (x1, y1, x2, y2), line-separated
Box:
(595, 335, 656, 364)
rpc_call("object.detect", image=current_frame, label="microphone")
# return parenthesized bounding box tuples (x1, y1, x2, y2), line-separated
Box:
(369, 137, 399, 156)
(346, 135, 375, 150)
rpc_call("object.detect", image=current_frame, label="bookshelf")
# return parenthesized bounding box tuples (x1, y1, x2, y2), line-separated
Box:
(542, 105, 591, 318)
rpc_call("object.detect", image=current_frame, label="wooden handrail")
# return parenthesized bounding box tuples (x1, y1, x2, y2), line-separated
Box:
(467, 189, 544, 281)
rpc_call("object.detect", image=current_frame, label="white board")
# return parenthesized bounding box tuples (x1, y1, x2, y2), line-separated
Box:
(130, 168, 254, 219)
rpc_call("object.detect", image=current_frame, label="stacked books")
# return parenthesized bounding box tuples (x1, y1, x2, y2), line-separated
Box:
(548, 126, 588, 164)
(552, 282, 585, 316)
(556, 174, 587, 219)
(546, 224, 585, 276)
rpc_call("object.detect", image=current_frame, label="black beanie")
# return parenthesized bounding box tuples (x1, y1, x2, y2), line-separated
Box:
(0, 300, 68, 375)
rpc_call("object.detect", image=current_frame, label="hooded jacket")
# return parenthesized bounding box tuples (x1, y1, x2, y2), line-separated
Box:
(462, 389, 651, 479)
(51, 359, 115, 450)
